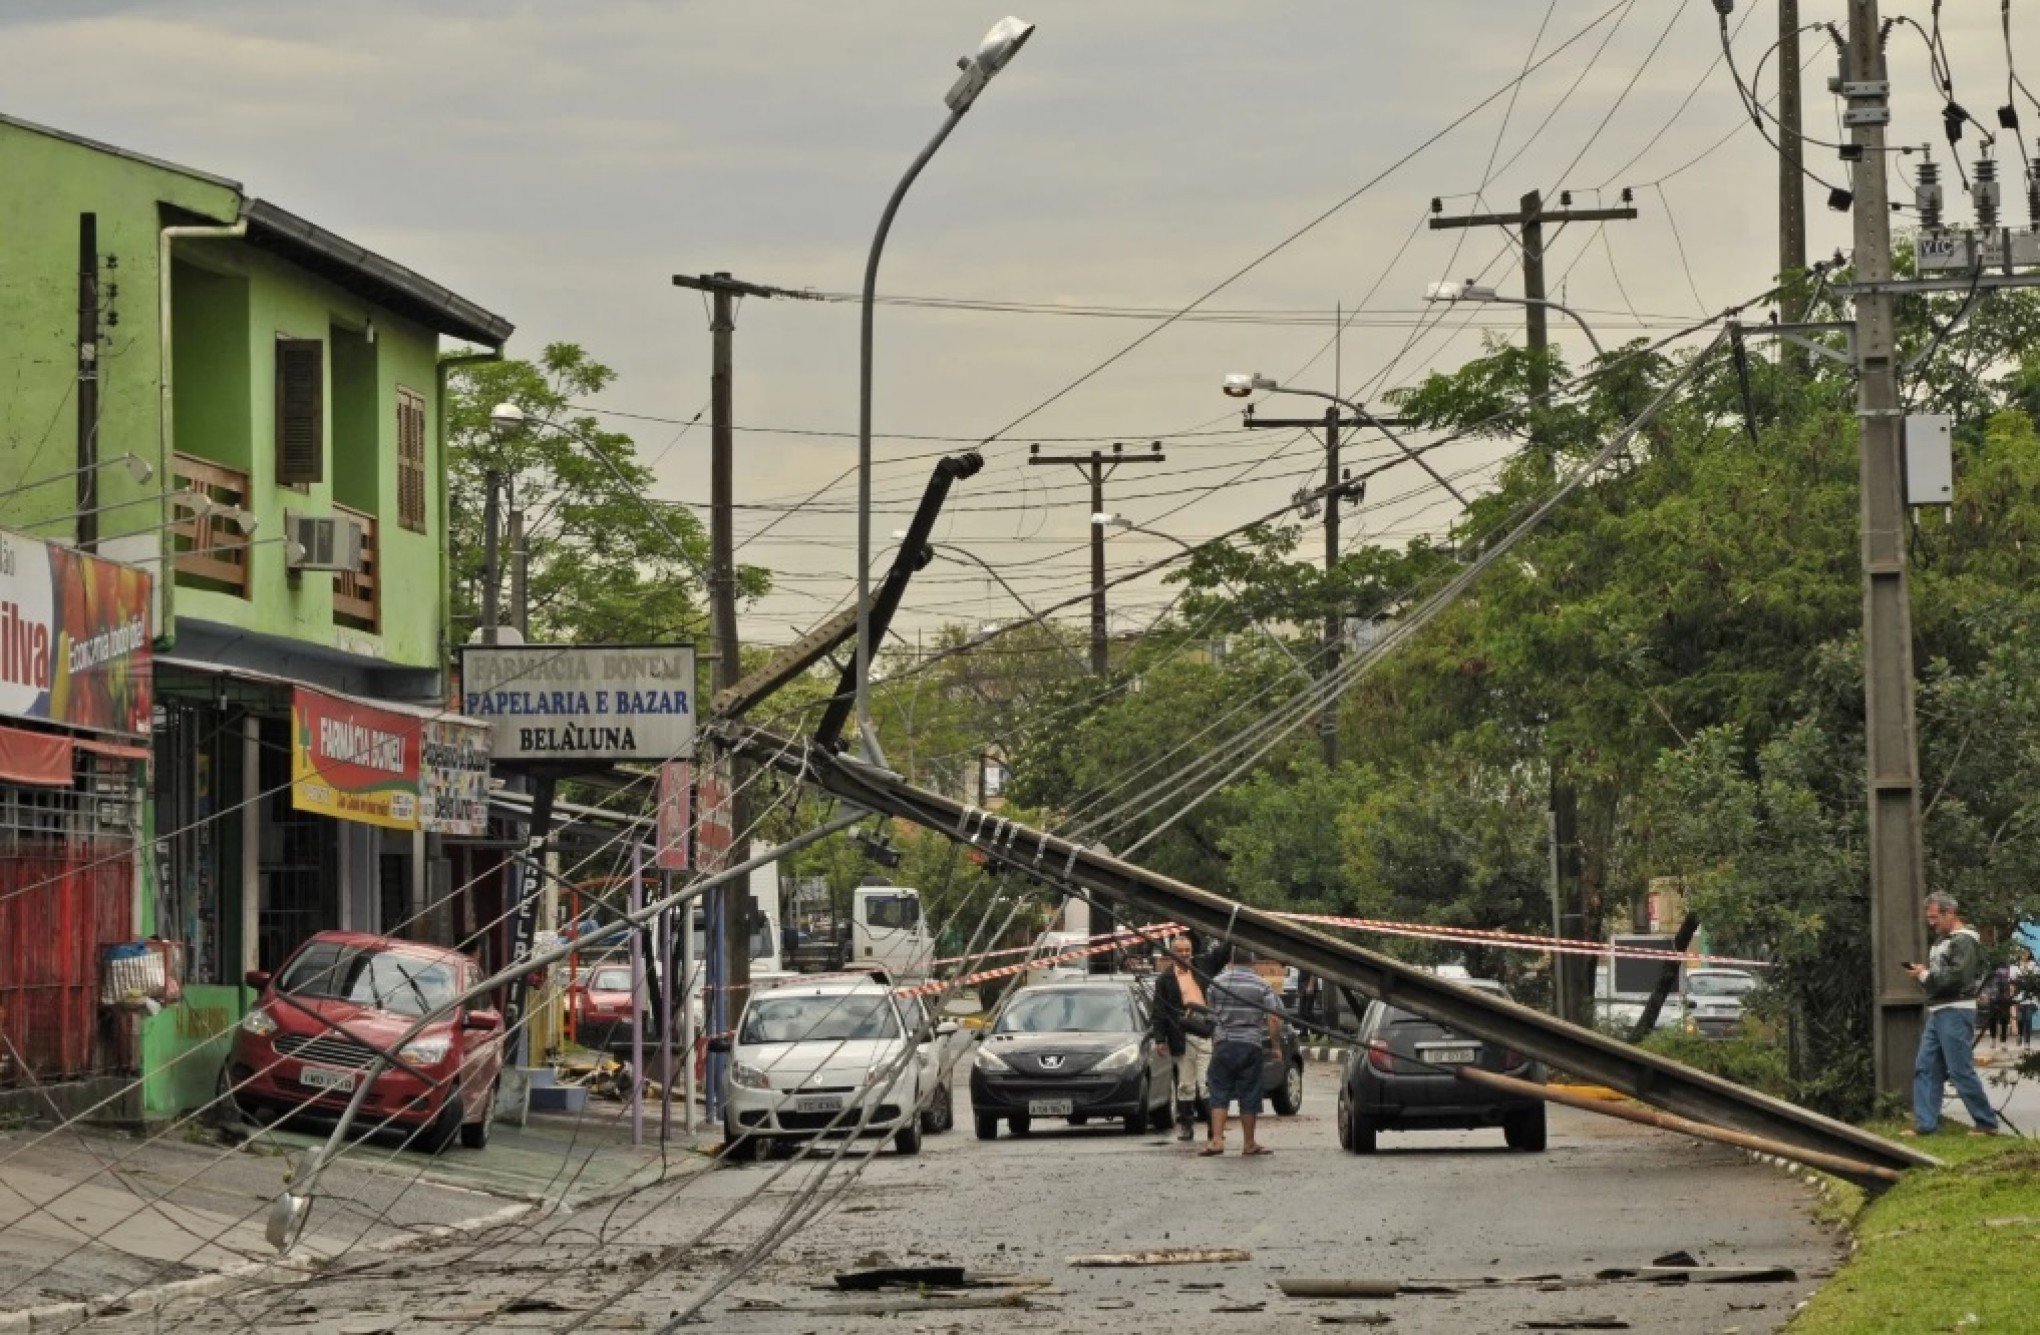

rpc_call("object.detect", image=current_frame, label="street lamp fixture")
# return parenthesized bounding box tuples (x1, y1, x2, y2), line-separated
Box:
(1217, 373, 1468, 508)
(854, 16, 1035, 763)
(1422, 280, 1604, 358)
(488, 401, 527, 438)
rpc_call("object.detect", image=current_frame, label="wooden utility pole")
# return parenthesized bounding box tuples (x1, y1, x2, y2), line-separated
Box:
(1840, 0, 1927, 1098)
(1778, 0, 1808, 327)
(1429, 188, 1637, 1023)
(1242, 406, 1406, 769)
(76, 214, 99, 551)
(670, 270, 815, 1020)
(1027, 442, 1165, 676)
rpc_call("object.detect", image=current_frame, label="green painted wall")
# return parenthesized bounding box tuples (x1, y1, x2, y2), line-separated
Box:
(0, 119, 238, 544)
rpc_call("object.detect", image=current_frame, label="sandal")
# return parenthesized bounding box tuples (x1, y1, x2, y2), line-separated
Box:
(1242, 1145, 1274, 1157)
(1197, 1145, 1224, 1157)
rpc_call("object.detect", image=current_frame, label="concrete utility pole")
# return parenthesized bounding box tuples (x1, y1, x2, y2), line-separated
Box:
(1778, 0, 1808, 328)
(670, 270, 816, 1020)
(1242, 405, 1406, 769)
(1028, 442, 1165, 676)
(1429, 188, 1637, 1024)
(1841, 0, 1927, 1098)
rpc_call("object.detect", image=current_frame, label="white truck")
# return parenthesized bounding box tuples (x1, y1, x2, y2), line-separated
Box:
(848, 881, 932, 983)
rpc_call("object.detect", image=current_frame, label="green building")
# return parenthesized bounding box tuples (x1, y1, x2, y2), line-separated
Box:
(0, 112, 511, 1118)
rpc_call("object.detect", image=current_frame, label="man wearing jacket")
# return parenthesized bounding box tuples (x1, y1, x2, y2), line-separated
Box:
(1905, 891, 2000, 1137)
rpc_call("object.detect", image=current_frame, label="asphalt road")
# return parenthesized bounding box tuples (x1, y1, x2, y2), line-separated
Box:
(91, 1062, 1840, 1333)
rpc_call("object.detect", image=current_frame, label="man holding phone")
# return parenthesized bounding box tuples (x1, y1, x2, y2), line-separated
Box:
(1903, 891, 1999, 1137)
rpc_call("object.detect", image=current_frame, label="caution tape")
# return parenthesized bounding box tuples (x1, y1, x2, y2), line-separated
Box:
(898, 923, 1185, 999)
(1271, 910, 1770, 969)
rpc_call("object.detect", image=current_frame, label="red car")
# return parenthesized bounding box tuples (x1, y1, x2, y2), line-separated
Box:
(223, 930, 505, 1154)
(567, 961, 638, 1055)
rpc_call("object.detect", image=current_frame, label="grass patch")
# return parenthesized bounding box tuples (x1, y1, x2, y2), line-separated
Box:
(1791, 1129, 2040, 1332)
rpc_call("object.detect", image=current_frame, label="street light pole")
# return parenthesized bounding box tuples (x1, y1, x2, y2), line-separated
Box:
(853, 17, 1034, 762)
(1424, 281, 1607, 359)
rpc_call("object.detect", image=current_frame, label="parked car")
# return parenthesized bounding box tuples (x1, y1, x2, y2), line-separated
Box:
(712, 977, 932, 1162)
(222, 930, 505, 1154)
(1262, 1001, 1306, 1116)
(567, 961, 637, 1055)
(1676, 967, 1758, 1039)
(969, 978, 1173, 1138)
(1336, 978, 1547, 1154)
(894, 987, 969, 1134)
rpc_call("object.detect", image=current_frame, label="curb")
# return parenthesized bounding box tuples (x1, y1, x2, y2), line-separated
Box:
(1302, 1044, 1351, 1064)
(0, 1198, 532, 1332)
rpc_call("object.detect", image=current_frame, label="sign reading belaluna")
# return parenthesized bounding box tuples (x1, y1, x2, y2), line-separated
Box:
(460, 644, 696, 765)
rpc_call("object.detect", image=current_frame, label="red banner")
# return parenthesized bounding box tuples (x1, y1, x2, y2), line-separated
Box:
(0, 723, 73, 787)
(657, 761, 691, 871)
(291, 688, 419, 830)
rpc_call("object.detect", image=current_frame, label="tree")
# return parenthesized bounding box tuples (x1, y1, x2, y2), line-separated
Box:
(444, 344, 766, 647)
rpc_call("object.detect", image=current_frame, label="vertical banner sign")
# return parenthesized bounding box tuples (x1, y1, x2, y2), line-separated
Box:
(695, 757, 734, 874)
(0, 525, 152, 737)
(656, 761, 692, 871)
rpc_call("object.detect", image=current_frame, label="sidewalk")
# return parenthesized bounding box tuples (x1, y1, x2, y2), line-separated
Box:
(0, 1101, 713, 1324)
(1974, 1039, 2040, 1135)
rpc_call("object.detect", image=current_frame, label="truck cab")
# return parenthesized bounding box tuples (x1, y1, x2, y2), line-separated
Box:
(851, 882, 931, 983)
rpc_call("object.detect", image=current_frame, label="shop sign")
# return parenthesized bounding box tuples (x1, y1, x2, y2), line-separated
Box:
(0, 525, 153, 738)
(292, 688, 494, 833)
(291, 688, 418, 830)
(419, 717, 492, 836)
(656, 760, 691, 871)
(460, 644, 696, 765)
(696, 757, 733, 874)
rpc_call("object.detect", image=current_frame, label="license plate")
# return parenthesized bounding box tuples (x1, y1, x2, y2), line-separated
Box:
(1420, 1044, 1478, 1066)
(299, 1064, 357, 1091)
(794, 1095, 845, 1114)
(1028, 1098, 1074, 1117)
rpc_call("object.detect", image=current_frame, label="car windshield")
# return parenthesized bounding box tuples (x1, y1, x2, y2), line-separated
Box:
(588, 967, 632, 992)
(740, 992, 900, 1045)
(996, 989, 1136, 1034)
(1688, 972, 1756, 998)
(277, 943, 459, 1019)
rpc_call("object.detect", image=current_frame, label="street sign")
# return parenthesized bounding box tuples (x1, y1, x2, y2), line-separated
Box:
(656, 760, 691, 871)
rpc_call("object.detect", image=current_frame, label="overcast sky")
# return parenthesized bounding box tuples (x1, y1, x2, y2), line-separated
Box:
(6, 1, 2021, 646)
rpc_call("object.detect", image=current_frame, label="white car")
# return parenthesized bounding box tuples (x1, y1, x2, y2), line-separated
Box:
(1674, 967, 1759, 1039)
(714, 978, 930, 1162)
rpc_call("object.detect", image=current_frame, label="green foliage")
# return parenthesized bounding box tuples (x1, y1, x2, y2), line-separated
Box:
(1636, 1030, 1791, 1102)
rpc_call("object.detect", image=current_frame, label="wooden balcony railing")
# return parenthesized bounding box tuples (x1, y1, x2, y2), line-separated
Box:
(332, 502, 379, 633)
(170, 453, 251, 597)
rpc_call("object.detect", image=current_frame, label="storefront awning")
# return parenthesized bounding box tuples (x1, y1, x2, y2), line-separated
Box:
(0, 724, 73, 787)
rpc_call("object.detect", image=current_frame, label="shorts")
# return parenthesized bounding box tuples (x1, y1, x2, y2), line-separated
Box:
(1207, 1039, 1264, 1115)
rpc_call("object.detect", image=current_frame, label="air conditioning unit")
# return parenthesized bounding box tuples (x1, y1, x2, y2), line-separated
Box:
(286, 510, 365, 572)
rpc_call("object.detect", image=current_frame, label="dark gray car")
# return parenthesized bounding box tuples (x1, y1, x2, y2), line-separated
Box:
(969, 979, 1174, 1137)
(1336, 979, 1547, 1153)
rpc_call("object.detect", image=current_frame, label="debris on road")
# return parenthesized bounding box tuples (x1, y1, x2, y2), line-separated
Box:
(1278, 1279, 1403, 1299)
(832, 1264, 968, 1290)
(1593, 1264, 1798, 1285)
(1314, 1315, 1391, 1327)
(1516, 1318, 1631, 1331)
(1066, 1248, 1252, 1267)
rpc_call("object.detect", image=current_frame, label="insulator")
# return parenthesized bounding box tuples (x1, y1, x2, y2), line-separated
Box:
(1974, 157, 2001, 229)
(1916, 160, 1944, 230)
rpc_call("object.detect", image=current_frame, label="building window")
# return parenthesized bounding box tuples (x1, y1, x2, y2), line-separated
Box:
(396, 387, 427, 532)
(275, 337, 325, 485)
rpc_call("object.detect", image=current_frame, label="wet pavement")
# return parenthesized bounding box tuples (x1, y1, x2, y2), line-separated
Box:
(83, 1062, 1841, 1332)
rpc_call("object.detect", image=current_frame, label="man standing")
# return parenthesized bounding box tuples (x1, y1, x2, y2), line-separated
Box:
(1904, 892, 2000, 1137)
(1152, 935, 1209, 1142)
(1200, 944, 1281, 1157)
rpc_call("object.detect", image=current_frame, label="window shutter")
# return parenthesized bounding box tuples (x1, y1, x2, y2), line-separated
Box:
(274, 338, 325, 485)
(396, 389, 427, 532)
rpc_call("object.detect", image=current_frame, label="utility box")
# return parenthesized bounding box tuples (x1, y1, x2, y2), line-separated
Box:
(1904, 414, 1954, 506)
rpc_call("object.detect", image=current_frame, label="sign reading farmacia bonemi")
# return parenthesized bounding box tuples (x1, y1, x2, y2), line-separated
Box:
(460, 644, 695, 764)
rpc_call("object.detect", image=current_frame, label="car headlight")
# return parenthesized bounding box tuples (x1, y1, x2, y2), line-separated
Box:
(1093, 1042, 1141, 1072)
(975, 1045, 1013, 1073)
(240, 1008, 278, 1037)
(730, 1061, 772, 1090)
(397, 1037, 452, 1066)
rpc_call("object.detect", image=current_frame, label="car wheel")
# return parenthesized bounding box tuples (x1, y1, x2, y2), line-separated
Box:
(418, 1090, 464, 1156)
(894, 1114, 924, 1156)
(974, 1113, 999, 1140)
(1270, 1061, 1303, 1116)
(214, 1063, 255, 1130)
(1008, 1114, 1031, 1135)
(1341, 1090, 1376, 1155)
(1122, 1076, 1150, 1134)
(1335, 1084, 1353, 1151)
(460, 1080, 498, 1150)
(1504, 1106, 1547, 1153)
(721, 1119, 761, 1162)
(921, 1084, 953, 1135)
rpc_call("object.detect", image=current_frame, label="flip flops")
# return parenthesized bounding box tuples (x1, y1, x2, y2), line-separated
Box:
(1242, 1145, 1274, 1156)
(1197, 1145, 1224, 1157)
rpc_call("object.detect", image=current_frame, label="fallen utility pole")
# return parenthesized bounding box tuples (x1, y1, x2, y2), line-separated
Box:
(716, 727, 1933, 1188)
